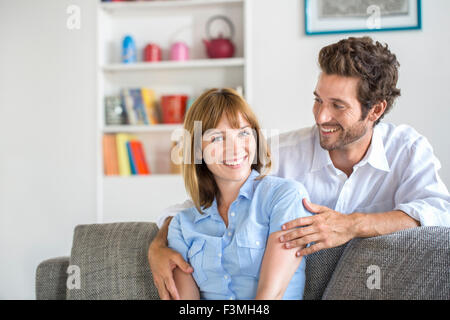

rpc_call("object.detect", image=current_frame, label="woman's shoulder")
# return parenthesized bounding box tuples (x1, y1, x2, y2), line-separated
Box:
(257, 174, 308, 195)
(172, 206, 200, 224)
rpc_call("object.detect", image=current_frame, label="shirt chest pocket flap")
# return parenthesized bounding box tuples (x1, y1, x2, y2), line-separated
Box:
(188, 239, 208, 284)
(236, 232, 267, 277)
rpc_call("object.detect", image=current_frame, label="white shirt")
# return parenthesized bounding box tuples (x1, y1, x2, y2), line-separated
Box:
(157, 123, 450, 228)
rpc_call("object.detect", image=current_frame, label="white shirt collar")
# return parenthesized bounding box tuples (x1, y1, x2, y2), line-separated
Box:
(311, 124, 390, 173)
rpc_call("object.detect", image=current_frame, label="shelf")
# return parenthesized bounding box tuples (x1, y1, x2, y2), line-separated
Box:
(102, 58, 245, 73)
(103, 124, 183, 133)
(100, 0, 244, 13)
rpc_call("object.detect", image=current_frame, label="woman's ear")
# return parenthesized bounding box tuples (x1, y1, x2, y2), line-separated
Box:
(368, 100, 387, 123)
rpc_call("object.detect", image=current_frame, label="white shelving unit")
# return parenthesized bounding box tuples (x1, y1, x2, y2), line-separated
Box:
(96, 0, 252, 223)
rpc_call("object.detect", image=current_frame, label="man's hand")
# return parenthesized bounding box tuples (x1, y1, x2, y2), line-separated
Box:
(148, 239, 193, 300)
(279, 198, 357, 256)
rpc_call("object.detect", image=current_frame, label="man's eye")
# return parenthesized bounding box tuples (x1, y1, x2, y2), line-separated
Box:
(314, 98, 321, 104)
(334, 104, 344, 109)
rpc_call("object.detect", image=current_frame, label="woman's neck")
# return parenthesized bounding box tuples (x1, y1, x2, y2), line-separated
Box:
(215, 171, 252, 222)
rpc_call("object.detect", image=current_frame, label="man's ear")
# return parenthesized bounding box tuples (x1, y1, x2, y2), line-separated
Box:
(368, 100, 387, 123)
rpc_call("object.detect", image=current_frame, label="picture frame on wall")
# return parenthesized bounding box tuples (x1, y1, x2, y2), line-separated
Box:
(305, 0, 422, 35)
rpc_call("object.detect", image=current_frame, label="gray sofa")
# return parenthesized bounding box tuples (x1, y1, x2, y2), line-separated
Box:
(35, 223, 450, 300)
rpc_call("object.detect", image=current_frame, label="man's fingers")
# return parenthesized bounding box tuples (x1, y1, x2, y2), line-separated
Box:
(164, 276, 181, 300)
(279, 226, 316, 242)
(302, 198, 324, 214)
(155, 278, 171, 300)
(282, 216, 315, 231)
(298, 242, 326, 256)
(172, 253, 193, 273)
(284, 233, 322, 249)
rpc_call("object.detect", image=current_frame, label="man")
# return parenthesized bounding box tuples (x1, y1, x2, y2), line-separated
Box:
(148, 37, 450, 300)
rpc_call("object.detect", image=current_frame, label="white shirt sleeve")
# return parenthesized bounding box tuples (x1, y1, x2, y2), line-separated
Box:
(394, 137, 450, 226)
(156, 199, 194, 229)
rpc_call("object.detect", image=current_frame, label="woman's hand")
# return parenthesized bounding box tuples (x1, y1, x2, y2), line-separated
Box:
(148, 218, 193, 300)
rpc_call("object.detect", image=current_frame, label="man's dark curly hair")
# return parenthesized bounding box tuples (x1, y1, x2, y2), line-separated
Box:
(318, 37, 401, 125)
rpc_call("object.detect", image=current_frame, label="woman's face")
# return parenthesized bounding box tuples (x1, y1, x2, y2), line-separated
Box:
(202, 112, 256, 184)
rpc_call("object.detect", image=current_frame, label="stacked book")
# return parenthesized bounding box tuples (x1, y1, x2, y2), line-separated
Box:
(103, 133, 150, 176)
(105, 88, 160, 126)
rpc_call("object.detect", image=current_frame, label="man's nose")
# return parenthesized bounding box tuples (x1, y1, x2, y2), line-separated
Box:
(315, 104, 333, 124)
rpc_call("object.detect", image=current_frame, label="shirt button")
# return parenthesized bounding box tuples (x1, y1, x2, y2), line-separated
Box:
(229, 296, 234, 300)
(231, 212, 235, 217)
(228, 232, 232, 237)
(224, 275, 228, 280)
(218, 253, 222, 258)
(255, 241, 260, 246)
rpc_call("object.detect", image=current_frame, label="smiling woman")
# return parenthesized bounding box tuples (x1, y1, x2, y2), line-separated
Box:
(166, 88, 312, 300)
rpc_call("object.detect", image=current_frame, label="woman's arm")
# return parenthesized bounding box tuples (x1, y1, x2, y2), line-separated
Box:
(255, 230, 304, 300)
(173, 267, 201, 300)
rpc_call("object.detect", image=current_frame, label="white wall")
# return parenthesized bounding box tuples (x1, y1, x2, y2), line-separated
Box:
(251, 0, 450, 186)
(0, 0, 97, 299)
(0, 0, 449, 299)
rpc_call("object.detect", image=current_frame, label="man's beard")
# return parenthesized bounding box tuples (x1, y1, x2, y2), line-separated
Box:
(319, 120, 369, 151)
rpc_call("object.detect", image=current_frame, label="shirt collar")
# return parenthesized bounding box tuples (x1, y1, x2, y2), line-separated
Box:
(193, 169, 259, 223)
(310, 125, 390, 173)
(355, 125, 390, 172)
(311, 125, 333, 172)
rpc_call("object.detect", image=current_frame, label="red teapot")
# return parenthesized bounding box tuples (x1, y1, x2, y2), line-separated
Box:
(203, 15, 235, 59)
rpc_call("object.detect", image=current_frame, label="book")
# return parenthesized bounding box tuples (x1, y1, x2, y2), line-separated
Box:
(126, 141, 137, 175)
(130, 140, 150, 175)
(103, 134, 119, 176)
(130, 89, 149, 125)
(141, 88, 159, 125)
(116, 133, 137, 176)
(121, 89, 138, 125)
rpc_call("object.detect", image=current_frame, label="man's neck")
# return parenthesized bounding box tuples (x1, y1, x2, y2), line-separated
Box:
(328, 128, 374, 177)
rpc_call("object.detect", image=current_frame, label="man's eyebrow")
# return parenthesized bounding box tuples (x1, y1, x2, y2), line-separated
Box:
(314, 91, 350, 106)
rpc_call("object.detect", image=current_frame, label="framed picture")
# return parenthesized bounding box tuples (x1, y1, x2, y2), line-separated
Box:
(305, 0, 422, 35)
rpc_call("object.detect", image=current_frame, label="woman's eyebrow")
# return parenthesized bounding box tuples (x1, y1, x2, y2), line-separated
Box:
(208, 126, 250, 135)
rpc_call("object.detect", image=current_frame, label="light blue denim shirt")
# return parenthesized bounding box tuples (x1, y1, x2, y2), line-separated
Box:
(167, 170, 311, 300)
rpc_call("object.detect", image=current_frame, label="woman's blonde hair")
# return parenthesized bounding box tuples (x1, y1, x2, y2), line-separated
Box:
(182, 88, 271, 214)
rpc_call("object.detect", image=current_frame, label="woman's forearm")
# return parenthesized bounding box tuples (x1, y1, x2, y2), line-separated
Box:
(255, 230, 303, 300)
(173, 267, 200, 300)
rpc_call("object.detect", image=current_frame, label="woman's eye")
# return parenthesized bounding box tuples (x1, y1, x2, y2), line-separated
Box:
(239, 130, 251, 137)
(211, 136, 223, 143)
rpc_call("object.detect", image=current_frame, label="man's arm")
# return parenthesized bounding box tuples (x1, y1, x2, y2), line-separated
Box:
(148, 217, 193, 300)
(279, 199, 419, 256)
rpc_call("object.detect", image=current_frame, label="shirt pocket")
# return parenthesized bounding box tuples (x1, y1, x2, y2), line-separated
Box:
(187, 239, 208, 285)
(236, 231, 267, 277)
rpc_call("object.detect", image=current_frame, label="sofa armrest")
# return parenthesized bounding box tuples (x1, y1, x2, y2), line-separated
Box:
(322, 226, 450, 300)
(36, 256, 70, 300)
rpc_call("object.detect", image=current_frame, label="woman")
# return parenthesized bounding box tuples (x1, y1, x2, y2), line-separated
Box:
(167, 88, 311, 300)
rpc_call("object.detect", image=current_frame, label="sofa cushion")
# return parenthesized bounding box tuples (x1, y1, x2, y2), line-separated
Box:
(36, 257, 70, 300)
(303, 244, 347, 300)
(322, 226, 450, 300)
(67, 222, 160, 300)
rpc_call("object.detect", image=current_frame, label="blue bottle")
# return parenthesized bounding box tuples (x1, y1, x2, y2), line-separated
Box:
(122, 35, 137, 64)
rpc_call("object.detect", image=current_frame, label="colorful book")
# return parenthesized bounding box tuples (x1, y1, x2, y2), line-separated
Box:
(130, 140, 150, 175)
(130, 89, 149, 125)
(141, 88, 159, 124)
(115, 133, 137, 176)
(121, 89, 138, 125)
(103, 134, 119, 176)
(126, 141, 137, 175)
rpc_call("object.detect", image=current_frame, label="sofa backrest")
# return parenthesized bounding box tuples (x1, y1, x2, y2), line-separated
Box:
(67, 222, 160, 300)
(322, 226, 450, 300)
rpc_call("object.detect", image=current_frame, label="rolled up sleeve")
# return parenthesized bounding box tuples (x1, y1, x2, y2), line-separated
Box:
(394, 138, 450, 226)
(167, 214, 189, 261)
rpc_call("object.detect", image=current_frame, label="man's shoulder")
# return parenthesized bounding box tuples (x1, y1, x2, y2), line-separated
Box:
(378, 122, 431, 151)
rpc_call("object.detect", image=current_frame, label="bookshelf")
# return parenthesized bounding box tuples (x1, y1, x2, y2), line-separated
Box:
(97, 0, 252, 223)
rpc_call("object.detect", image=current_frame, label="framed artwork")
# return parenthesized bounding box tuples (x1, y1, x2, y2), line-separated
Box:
(305, 0, 422, 35)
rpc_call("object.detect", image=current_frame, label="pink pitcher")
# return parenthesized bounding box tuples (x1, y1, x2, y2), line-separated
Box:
(170, 42, 189, 61)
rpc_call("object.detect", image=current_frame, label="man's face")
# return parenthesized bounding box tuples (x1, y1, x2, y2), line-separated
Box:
(313, 73, 371, 151)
